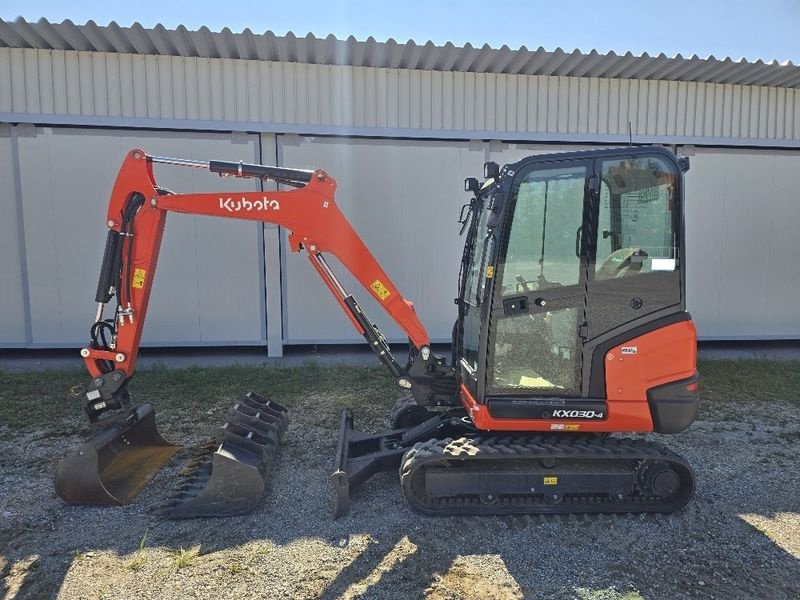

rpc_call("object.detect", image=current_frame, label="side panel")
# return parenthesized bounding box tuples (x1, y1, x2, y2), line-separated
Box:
(279, 136, 485, 344)
(0, 127, 27, 344)
(16, 127, 265, 346)
(682, 147, 800, 339)
(604, 320, 697, 402)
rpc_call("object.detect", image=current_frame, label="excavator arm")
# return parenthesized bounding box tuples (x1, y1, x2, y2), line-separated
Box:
(58, 148, 456, 516)
(81, 149, 453, 421)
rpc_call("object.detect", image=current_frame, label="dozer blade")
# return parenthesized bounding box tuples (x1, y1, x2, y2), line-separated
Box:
(55, 402, 178, 506)
(163, 392, 288, 519)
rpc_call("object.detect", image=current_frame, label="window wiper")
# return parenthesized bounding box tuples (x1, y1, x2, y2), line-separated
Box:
(458, 198, 476, 236)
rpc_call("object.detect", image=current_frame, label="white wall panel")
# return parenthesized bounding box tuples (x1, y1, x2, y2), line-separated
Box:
(280, 136, 486, 343)
(682, 147, 800, 339)
(16, 127, 267, 346)
(2, 48, 800, 145)
(0, 128, 26, 344)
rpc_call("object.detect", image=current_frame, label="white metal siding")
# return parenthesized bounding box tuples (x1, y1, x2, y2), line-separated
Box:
(16, 127, 269, 346)
(0, 127, 26, 344)
(279, 136, 486, 343)
(2, 48, 799, 144)
(682, 147, 800, 339)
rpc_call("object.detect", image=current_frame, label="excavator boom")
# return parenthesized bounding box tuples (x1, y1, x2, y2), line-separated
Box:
(84, 149, 430, 380)
(58, 149, 451, 517)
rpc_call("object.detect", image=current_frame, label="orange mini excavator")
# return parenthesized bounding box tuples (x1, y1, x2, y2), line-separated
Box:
(56, 146, 699, 518)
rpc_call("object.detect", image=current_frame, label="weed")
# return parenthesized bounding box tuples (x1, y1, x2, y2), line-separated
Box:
(125, 530, 148, 572)
(172, 546, 198, 570)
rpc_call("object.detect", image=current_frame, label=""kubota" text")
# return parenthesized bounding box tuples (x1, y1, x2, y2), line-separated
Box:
(219, 197, 281, 212)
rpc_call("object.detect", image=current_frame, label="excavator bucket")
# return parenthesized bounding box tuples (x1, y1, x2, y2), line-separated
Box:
(55, 402, 178, 506)
(163, 392, 288, 518)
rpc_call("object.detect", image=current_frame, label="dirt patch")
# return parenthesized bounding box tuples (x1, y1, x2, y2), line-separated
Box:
(427, 555, 524, 599)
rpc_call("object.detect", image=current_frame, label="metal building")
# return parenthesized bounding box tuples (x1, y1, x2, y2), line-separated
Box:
(1, 18, 799, 355)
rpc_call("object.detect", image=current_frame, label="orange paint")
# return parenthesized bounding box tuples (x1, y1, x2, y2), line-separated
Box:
(460, 384, 653, 432)
(604, 320, 697, 403)
(85, 149, 430, 378)
(459, 320, 697, 433)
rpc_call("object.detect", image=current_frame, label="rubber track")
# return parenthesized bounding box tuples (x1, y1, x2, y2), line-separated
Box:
(400, 435, 695, 515)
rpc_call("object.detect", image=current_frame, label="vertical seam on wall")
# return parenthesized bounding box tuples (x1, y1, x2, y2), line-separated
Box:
(276, 133, 289, 344)
(276, 134, 284, 344)
(256, 133, 268, 345)
(10, 125, 33, 345)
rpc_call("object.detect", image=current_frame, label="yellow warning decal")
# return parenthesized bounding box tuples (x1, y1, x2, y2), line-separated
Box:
(132, 268, 147, 289)
(565, 424, 581, 431)
(370, 279, 391, 301)
(544, 476, 558, 486)
(485, 265, 494, 278)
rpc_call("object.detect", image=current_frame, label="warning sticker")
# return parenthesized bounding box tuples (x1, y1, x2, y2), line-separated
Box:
(565, 424, 581, 431)
(132, 268, 147, 289)
(485, 265, 494, 278)
(370, 279, 391, 301)
(544, 476, 558, 486)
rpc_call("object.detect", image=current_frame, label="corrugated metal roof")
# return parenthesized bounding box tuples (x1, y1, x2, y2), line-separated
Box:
(2, 17, 800, 88)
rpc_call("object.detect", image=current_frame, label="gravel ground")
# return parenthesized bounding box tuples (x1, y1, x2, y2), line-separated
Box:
(1, 391, 799, 599)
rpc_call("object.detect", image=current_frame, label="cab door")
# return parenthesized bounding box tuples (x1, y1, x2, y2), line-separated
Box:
(487, 160, 591, 397)
(586, 151, 683, 339)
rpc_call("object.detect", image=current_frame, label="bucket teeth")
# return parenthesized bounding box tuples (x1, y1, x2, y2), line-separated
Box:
(161, 392, 289, 519)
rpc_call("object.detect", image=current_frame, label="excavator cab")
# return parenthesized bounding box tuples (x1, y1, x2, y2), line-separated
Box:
(456, 147, 697, 434)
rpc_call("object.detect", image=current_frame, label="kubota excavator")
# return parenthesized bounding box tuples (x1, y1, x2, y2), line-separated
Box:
(56, 146, 699, 518)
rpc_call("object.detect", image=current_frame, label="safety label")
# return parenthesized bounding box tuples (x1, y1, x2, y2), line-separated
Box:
(370, 279, 391, 301)
(132, 268, 147, 289)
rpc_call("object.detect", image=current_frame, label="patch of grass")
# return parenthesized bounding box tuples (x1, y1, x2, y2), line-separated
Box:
(1, 360, 797, 435)
(698, 359, 800, 407)
(125, 530, 148, 572)
(171, 546, 198, 571)
(0, 364, 399, 435)
(251, 543, 271, 557)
